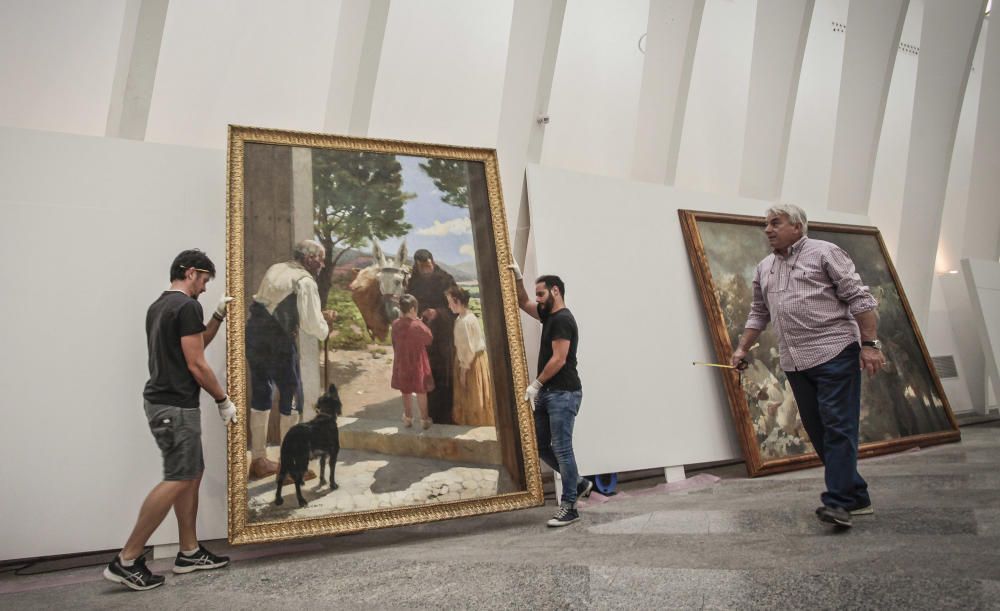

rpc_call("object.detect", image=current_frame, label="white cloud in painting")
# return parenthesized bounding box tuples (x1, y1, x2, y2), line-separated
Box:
(459, 244, 475, 257)
(416, 217, 471, 236)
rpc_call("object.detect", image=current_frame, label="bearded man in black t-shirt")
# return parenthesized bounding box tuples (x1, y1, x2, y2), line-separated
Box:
(104, 250, 236, 591)
(510, 263, 591, 528)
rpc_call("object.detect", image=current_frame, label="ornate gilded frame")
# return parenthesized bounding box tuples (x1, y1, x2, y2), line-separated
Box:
(679, 209, 960, 477)
(226, 125, 542, 544)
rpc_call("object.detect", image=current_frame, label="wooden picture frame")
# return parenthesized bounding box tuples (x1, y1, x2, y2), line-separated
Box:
(679, 209, 960, 476)
(226, 125, 542, 544)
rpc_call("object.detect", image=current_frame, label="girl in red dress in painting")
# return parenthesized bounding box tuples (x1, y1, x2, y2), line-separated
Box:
(391, 294, 435, 429)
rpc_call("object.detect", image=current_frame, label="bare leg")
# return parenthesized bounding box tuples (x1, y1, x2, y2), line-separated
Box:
(401, 393, 413, 426)
(174, 475, 203, 551)
(120, 480, 190, 560)
(417, 393, 430, 422)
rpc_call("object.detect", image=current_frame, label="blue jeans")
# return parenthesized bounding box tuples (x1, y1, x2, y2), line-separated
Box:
(786, 343, 870, 510)
(534, 389, 583, 506)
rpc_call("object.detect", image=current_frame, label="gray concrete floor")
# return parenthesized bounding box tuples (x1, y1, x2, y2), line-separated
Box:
(2, 423, 999, 610)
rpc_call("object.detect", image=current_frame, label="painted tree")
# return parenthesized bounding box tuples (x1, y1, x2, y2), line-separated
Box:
(313, 150, 414, 304)
(419, 158, 470, 208)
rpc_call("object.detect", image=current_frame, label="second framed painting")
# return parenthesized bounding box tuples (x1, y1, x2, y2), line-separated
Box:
(226, 126, 542, 544)
(679, 210, 960, 477)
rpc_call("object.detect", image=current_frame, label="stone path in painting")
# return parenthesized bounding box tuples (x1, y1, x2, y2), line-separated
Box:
(246, 446, 503, 522)
(245, 344, 509, 523)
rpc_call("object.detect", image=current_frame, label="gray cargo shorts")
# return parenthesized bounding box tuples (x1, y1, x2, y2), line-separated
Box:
(144, 400, 204, 481)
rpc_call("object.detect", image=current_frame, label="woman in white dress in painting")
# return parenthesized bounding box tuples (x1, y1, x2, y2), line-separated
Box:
(446, 286, 495, 427)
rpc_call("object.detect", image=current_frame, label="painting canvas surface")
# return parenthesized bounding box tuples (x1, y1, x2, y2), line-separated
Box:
(680, 211, 959, 475)
(227, 127, 541, 543)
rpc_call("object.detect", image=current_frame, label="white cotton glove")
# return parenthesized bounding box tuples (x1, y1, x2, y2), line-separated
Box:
(523, 379, 542, 405)
(214, 295, 234, 320)
(217, 396, 238, 425)
(507, 261, 523, 281)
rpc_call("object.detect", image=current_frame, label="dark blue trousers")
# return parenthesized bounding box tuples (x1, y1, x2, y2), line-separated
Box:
(785, 343, 870, 510)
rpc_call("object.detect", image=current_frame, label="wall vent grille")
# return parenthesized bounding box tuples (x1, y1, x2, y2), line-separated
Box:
(931, 355, 959, 379)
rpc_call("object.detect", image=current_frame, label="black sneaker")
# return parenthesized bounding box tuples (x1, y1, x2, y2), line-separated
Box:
(173, 544, 230, 574)
(815, 505, 852, 527)
(577, 477, 594, 499)
(103, 554, 165, 591)
(547, 505, 580, 527)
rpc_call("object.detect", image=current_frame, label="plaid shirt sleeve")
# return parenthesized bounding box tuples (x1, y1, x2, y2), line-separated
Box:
(822, 245, 878, 316)
(745, 262, 770, 330)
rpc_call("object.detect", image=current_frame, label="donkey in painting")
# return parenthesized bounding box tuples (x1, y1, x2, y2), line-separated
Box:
(349, 240, 409, 342)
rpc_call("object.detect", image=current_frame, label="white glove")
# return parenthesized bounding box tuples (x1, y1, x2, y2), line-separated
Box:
(214, 295, 234, 320)
(217, 396, 238, 425)
(507, 261, 523, 281)
(523, 379, 542, 404)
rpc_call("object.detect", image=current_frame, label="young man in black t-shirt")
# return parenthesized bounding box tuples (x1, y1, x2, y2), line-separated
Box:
(510, 263, 591, 527)
(104, 250, 237, 591)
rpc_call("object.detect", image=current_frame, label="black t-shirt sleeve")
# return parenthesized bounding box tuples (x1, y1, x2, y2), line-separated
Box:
(548, 314, 574, 342)
(177, 300, 206, 338)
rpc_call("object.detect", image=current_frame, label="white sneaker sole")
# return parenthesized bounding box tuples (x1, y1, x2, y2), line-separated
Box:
(547, 518, 580, 528)
(817, 512, 852, 527)
(172, 560, 229, 574)
(850, 505, 874, 516)
(102, 567, 164, 591)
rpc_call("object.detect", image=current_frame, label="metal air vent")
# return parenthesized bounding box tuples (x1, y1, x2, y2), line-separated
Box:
(931, 355, 959, 379)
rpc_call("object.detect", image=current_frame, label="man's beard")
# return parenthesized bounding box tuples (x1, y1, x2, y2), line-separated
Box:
(538, 295, 555, 316)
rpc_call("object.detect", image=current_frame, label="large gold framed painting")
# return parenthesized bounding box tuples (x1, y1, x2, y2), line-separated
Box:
(679, 210, 960, 477)
(226, 126, 542, 544)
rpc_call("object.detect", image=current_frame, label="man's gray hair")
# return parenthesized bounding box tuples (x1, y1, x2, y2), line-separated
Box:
(293, 239, 325, 261)
(765, 203, 808, 235)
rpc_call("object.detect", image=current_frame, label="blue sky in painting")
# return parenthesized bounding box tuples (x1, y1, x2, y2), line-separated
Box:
(378, 155, 477, 268)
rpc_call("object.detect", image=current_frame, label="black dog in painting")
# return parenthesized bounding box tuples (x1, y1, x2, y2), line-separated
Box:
(275, 384, 342, 507)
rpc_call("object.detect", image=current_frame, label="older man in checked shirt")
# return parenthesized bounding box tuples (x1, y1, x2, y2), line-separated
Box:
(731, 204, 886, 528)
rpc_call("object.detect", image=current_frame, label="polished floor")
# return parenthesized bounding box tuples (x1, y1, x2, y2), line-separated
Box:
(2, 422, 998, 610)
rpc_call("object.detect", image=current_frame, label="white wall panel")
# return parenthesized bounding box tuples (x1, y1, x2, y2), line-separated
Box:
(868, 3, 923, 259)
(323, 0, 390, 136)
(541, 0, 648, 179)
(675, 0, 756, 195)
(631, 0, 705, 185)
(894, 0, 984, 327)
(827, 0, 907, 215)
(367, 0, 512, 147)
(935, 22, 988, 276)
(525, 164, 870, 475)
(739, 0, 814, 201)
(782, 0, 849, 209)
(145, 0, 342, 148)
(0, 127, 227, 561)
(963, 259, 1000, 406)
(496, 0, 566, 261)
(923, 22, 986, 415)
(0, 0, 125, 136)
(963, 16, 1000, 263)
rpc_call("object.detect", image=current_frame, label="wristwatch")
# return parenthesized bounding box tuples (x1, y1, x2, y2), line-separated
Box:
(861, 339, 882, 350)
